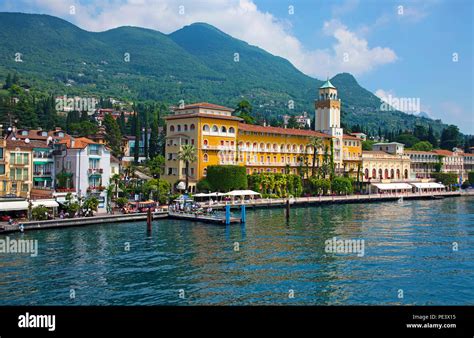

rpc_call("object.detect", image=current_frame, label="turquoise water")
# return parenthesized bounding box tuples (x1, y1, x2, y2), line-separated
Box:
(0, 197, 473, 305)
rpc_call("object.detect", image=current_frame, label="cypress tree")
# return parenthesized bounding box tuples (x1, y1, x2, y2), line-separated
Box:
(149, 110, 160, 158)
(133, 112, 141, 164)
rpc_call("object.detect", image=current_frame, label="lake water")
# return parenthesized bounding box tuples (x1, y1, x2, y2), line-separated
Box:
(1, 197, 473, 305)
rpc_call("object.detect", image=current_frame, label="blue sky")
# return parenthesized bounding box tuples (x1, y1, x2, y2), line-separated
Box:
(0, 0, 472, 133)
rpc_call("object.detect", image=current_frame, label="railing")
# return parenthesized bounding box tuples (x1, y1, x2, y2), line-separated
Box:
(88, 168, 103, 174)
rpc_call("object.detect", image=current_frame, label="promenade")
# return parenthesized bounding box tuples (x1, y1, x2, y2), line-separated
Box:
(0, 190, 464, 234)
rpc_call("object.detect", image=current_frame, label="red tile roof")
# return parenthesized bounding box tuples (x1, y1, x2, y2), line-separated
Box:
(238, 123, 331, 138)
(343, 134, 361, 140)
(6, 139, 48, 149)
(174, 102, 234, 112)
(165, 112, 242, 122)
(57, 137, 98, 149)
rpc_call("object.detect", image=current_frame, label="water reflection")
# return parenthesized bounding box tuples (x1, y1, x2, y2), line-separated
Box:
(0, 197, 472, 305)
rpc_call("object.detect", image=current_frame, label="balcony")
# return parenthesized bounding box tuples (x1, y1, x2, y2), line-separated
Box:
(88, 168, 103, 175)
(87, 186, 105, 193)
(34, 171, 53, 177)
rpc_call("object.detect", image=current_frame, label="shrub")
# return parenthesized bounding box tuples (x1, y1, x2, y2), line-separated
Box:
(82, 197, 99, 216)
(206, 165, 247, 192)
(308, 178, 331, 195)
(115, 197, 129, 208)
(196, 178, 212, 192)
(468, 172, 474, 184)
(331, 177, 353, 195)
(431, 172, 458, 187)
(32, 205, 49, 220)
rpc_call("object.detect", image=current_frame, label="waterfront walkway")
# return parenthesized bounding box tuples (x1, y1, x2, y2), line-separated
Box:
(208, 190, 462, 210)
(0, 190, 464, 234)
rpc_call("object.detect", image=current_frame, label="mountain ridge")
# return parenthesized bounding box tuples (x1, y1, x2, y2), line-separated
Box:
(0, 12, 450, 135)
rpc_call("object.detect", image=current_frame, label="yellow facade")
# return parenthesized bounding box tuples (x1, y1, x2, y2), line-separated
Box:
(0, 140, 34, 198)
(163, 103, 362, 192)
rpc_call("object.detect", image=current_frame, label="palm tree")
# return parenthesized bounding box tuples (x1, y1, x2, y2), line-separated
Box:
(307, 137, 324, 177)
(178, 144, 197, 192)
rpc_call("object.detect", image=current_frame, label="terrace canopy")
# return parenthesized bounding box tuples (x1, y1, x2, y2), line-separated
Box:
(371, 183, 412, 194)
(0, 200, 29, 212)
(410, 182, 445, 191)
(31, 199, 59, 208)
(225, 190, 261, 196)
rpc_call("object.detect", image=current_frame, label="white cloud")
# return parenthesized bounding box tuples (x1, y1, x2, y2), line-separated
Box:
(7, 0, 398, 78)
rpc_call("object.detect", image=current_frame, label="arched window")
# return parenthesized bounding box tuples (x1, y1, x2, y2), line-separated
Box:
(266, 143, 271, 150)
(203, 124, 210, 132)
(253, 142, 257, 150)
(203, 139, 208, 146)
(390, 169, 394, 179)
(396, 169, 400, 179)
(365, 168, 369, 179)
(229, 127, 235, 133)
(203, 154, 208, 162)
(184, 124, 188, 131)
(292, 145, 297, 152)
(299, 145, 304, 152)
(372, 169, 376, 179)
(287, 144, 291, 151)
(221, 126, 227, 133)
(212, 125, 218, 132)
(170, 125, 175, 132)
(190, 124, 195, 130)
(273, 144, 278, 151)
(379, 169, 383, 179)
(404, 169, 408, 179)
(203, 168, 207, 176)
(384, 169, 389, 179)
(260, 143, 264, 150)
(177, 125, 181, 132)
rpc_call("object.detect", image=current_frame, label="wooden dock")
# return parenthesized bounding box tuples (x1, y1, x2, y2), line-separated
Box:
(0, 211, 168, 234)
(168, 211, 241, 224)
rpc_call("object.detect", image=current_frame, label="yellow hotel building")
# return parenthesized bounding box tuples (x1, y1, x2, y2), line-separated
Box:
(163, 81, 362, 191)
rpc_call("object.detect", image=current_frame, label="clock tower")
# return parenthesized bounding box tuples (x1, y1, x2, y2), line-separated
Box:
(315, 79, 343, 167)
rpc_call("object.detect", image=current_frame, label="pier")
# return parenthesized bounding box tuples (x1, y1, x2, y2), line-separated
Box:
(0, 190, 465, 234)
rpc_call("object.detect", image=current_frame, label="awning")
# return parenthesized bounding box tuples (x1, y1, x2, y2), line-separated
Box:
(225, 190, 261, 196)
(33, 177, 52, 182)
(372, 183, 413, 190)
(193, 192, 227, 197)
(31, 199, 59, 208)
(410, 182, 445, 189)
(0, 200, 29, 211)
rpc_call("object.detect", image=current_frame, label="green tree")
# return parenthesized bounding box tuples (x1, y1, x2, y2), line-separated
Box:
(412, 141, 433, 151)
(440, 125, 461, 150)
(142, 178, 171, 204)
(395, 133, 420, 148)
(149, 110, 160, 158)
(146, 155, 165, 178)
(133, 112, 141, 164)
(307, 137, 324, 177)
(233, 100, 255, 124)
(103, 113, 123, 157)
(177, 144, 197, 192)
(207, 165, 247, 192)
(331, 177, 353, 195)
(82, 197, 99, 216)
(32, 205, 50, 220)
(287, 116, 298, 129)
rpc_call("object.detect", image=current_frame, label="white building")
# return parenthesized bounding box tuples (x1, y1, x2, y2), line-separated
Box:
(56, 137, 111, 212)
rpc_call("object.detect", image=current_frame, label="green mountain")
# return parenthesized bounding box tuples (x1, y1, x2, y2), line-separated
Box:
(0, 12, 448, 135)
